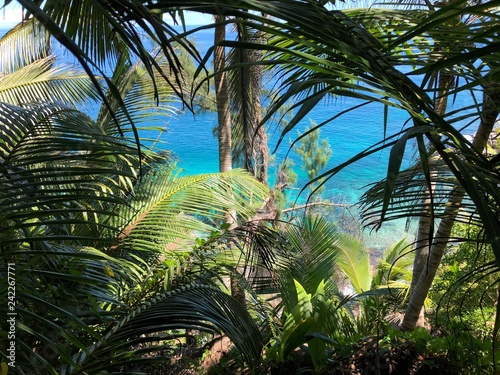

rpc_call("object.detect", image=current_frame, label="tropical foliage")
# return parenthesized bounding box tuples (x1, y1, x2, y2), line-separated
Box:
(1, 0, 500, 373)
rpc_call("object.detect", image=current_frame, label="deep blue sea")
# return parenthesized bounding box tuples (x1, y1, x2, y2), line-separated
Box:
(0, 23, 478, 252)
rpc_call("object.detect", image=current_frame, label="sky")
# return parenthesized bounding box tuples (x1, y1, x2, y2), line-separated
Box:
(0, 2, 213, 27)
(0, 2, 22, 27)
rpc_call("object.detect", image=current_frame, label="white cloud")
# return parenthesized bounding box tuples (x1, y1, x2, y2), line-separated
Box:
(0, 2, 23, 27)
(165, 11, 213, 26)
(184, 11, 213, 25)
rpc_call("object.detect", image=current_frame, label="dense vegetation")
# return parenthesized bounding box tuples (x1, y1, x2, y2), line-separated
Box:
(1, 1, 500, 374)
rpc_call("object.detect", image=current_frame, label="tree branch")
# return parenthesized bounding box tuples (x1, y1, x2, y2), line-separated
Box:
(282, 201, 350, 213)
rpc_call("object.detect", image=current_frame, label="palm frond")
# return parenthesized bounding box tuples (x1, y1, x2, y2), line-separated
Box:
(17, 0, 202, 105)
(372, 238, 414, 287)
(71, 284, 262, 374)
(97, 52, 181, 139)
(359, 157, 483, 228)
(226, 22, 267, 171)
(268, 215, 345, 319)
(0, 101, 137, 246)
(336, 233, 372, 294)
(0, 244, 138, 373)
(248, 0, 500, 257)
(107, 168, 269, 254)
(0, 56, 100, 106)
(0, 18, 50, 74)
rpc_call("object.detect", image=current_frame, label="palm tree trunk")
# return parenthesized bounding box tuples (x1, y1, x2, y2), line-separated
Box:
(402, 87, 498, 331)
(214, 16, 245, 307)
(405, 72, 454, 328)
(214, 16, 232, 175)
(402, 188, 464, 330)
(409, 173, 436, 328)
(248, 45, 269, 184)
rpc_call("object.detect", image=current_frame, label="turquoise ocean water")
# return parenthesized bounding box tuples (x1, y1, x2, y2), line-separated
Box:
(0, 23, 478, 253)
(155, 26, 477, 252)
(159, 26, 410, 203)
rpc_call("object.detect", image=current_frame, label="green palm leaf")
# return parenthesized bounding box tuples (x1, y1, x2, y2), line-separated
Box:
(71, 284, 262, 374)
(279, 215, 341, 301)
(226, 23, 267, 173)
(0, 19, 100, 107)
(372, 238, 413, 288)
(0, 245, 134, 373)
(97, 53, 180, 139)
(0, 101, 137, 246)
(108, 168, 269, 254)
(0, 19, 50, 74)
(336, 233, 372, 294)
(360, 158, 482, 228)
(0, 56, 100, 106)
(16, 0, 200, 107)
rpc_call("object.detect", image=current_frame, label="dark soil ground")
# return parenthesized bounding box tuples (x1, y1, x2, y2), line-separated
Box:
(269, 338, 460, 375)
(205, 337, 463, 375)
(121, 336, 466, 374)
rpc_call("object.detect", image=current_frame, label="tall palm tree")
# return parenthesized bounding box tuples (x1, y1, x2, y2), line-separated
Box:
(347, 2, 500, 330)
(227, 21, 269, 184)
(212, 14, 250, 309)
